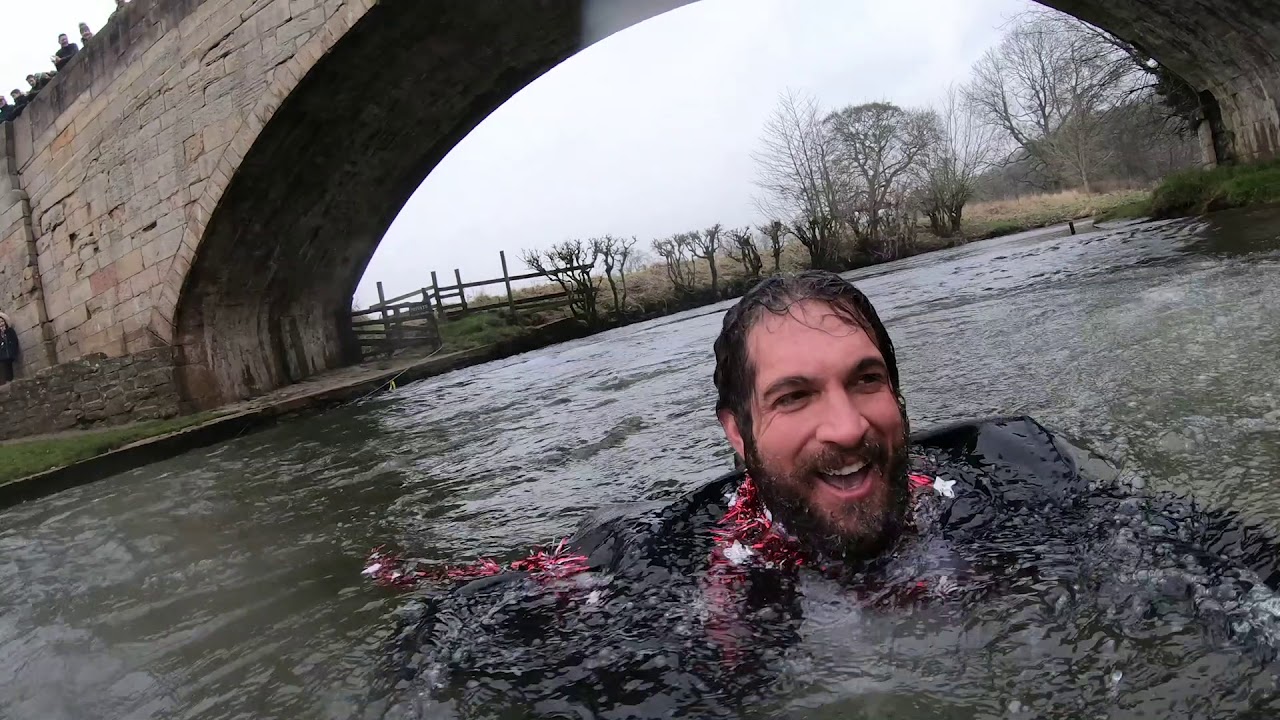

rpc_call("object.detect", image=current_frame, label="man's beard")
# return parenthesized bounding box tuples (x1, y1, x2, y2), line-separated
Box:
(743, 427, 910, 565)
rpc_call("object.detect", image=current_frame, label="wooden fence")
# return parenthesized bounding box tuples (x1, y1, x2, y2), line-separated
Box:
(350, 250, 591, 359)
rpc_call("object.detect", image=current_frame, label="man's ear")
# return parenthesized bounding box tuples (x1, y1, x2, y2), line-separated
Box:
(718, 408, 747, 460)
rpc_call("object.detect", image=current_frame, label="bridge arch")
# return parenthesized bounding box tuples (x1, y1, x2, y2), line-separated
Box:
(4, 0, 1278, 408)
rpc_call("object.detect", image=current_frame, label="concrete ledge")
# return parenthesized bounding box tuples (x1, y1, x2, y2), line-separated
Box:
(0, 319, 595, 509)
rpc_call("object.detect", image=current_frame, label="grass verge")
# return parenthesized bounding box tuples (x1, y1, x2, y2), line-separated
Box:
(438, 313, 536, 353)
(1148, 160, 1280, 218)
(962, 189, 1152, 239)
(0, 412, 220, 484)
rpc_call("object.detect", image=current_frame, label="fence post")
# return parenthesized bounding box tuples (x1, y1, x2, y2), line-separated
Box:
(376, 281, 387, 324)
(454, 268, 468, 312)
(430, 271, 445, 322)
(500, 250, 518, 323)
(388, 306, 401, 357)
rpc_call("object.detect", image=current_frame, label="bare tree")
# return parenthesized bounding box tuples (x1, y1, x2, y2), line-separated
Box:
(724, 226, 764, 280)
(827, 101, 935, 252)
(963, 11, 1139, 193)
(689, 223, 724, 297)
(520, 239, 601, 326)
(787, 215, 842, 271)
(593, 235, 638, 318)
(753, 90, 846, 267)
(918, 85, 1000, 237)
(876, 187, 920, 260)
(756, 220, 785, 274)
(652, 232, 699, 297)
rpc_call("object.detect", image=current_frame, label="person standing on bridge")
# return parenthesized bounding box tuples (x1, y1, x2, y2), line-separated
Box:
(0, 313, 20, 385)
(80, 23, 95, 44)
(26, 73, 54, 96)
(9, 90, 29, 119)
(52, 34, 79, 71)
(0, 97, 12, 124)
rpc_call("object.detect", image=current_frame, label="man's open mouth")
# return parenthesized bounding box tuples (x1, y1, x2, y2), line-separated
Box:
(816, 458, 875, 497)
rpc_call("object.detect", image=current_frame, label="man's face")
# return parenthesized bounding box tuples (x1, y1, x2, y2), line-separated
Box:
(719, 300, 909, 561)
(59, 35, 69, 46)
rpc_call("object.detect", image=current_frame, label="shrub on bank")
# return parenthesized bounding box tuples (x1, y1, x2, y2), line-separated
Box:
(1149, 160, 1280, 217)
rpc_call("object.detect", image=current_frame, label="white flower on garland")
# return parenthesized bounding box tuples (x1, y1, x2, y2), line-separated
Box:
(723, 540, 754, 566)
(933, 476, 956, 498)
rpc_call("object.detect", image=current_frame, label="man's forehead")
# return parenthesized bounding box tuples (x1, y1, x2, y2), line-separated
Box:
(745, 301, 881, 383)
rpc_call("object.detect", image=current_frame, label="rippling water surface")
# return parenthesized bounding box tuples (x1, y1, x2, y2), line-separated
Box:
(1, 208, 1279, 718)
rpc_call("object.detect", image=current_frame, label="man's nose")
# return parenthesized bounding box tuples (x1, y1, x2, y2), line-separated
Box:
(813, 391, 870, 447)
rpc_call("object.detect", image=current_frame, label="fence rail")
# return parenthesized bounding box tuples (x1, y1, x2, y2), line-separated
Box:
(350, 250, 589, 360)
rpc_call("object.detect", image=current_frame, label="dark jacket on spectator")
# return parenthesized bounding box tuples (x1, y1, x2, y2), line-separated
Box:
(54, 43, 79, 70)
(27, 73, 53, 96)
(0, 326, 19, 362)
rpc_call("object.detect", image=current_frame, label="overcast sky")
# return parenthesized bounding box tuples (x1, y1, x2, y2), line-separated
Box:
(2, 0, 1035, 308)
(363, 0, 1034, 307)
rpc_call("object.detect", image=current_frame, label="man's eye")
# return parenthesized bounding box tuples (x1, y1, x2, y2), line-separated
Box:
(856, 373, 886, 387)
(776, 391, 808, 407)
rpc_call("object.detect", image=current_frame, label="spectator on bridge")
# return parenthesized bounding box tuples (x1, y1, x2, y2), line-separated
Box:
(10, 89, 29, 117)
(26, 73, 54, 95)
(0, 97, 13, 123)
(80, 23, 95, 43)
(52, 34, 79, 71)
(0, 313, 20, 384)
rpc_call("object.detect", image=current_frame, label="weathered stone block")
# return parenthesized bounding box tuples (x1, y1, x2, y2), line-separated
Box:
(137, 367, 175, 388)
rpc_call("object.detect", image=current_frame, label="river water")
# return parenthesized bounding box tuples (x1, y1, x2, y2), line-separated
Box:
(1, 208, 1279, 719)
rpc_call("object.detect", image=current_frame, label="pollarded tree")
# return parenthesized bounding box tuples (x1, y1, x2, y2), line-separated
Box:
(592, 234, 638, 317)
(725, 226, 763, 280)
(652, 232, 699, 297)
(756, 220, 785, 274)
(520, 239, 601, 326)
(787, 214, 842, 271)
(689, 224, 724, 297)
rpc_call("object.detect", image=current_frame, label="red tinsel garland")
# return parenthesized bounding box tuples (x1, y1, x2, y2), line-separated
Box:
(363, 472, 937, 591)
(708, 472, 935, 572)
(363, 537, 590, 589)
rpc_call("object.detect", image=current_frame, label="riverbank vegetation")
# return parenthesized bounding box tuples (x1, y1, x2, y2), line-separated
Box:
(1146, 160, 1280, 217)
(0, 413, 219, 484)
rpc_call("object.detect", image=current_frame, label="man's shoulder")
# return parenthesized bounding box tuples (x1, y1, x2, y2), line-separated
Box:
(567, 470, 742, 571)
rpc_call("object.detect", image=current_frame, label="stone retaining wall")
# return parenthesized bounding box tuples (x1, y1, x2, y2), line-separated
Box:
(0, 347, 179, 440)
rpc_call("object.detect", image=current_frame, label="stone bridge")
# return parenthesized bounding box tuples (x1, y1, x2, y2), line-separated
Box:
(0, 0, 1276, 412)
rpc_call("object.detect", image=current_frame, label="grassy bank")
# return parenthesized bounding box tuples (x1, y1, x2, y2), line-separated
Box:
(961, 189, 1151, 239)
(1145, 160, 1280, 218)
(0, 413, 219, 484)
(1088, 160, 1280, 221)
(438, 313, 536, 353)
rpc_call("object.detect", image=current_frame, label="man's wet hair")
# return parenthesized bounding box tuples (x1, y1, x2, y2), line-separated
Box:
(713, 270, 901, 436)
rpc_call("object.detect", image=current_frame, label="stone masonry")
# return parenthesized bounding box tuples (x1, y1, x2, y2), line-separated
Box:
(0, 347, 179, 441)
(0, 0, 1278, 416)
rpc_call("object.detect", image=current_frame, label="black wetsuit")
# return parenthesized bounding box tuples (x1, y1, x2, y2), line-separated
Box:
(369, 417, 1280, 719)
